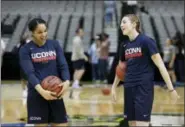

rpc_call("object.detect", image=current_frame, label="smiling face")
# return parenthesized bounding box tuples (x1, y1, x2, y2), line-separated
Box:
(120, 17, 134, 36)
(32, 23, 47, 44)
(120, 14, 140, 36)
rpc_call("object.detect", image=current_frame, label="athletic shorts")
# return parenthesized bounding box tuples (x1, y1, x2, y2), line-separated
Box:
(27, 90, 68, 124)
(72, 59, 85, 70)
(123, 83, 154, 121)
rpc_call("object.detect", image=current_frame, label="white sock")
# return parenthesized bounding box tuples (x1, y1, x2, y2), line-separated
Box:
(74, 80, 79, 86)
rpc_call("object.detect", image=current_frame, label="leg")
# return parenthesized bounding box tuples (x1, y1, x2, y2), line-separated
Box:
(168, 70, 177, 84)
(128, 121, 136, 127)
(50, 123, 68, 127)
(27, 91, 49, 124)
(34, 124, 48, 127)
(124, 87, 135, 126)
(135, 121, 150, 126)
(49, 99, 68, 126)
(134, 84, 154, 127)
(91, 64, 96, 81)
(98, 59, 104, 82)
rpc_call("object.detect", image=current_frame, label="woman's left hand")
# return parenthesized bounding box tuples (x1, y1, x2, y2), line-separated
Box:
(57, 80, 70, 99)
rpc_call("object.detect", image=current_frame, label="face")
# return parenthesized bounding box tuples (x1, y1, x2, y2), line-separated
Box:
(120, 17, 135, 36)
(32, 24, 47, 44)
(166, 39, 172, 46)
(79, 29, 84, 37)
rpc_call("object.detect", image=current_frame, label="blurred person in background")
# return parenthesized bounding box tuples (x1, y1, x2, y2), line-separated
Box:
(172, 31, 185, 82)
(71, 28, 88, 89)
(104, 0, 116, 28)
(88, 34, 101, 84)
(19, 33, 31, 98)
(1, 39, 6, 66)
(98, 33, 110, 83)
(163, 38, 177, 87)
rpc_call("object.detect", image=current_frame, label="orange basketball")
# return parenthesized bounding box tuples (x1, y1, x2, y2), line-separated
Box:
(116, 62, 127, 81)
(101, 87, 111, 96)
(41, 76, 63, 96)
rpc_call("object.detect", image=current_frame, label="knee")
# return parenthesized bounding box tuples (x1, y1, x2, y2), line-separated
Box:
(128, 121, 136, 126)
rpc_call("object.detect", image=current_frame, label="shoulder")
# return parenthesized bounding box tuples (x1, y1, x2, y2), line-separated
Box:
(47, 39, 60, 46)
(140, 34, 156, 45)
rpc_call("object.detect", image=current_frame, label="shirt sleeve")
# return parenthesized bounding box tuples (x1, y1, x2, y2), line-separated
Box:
(119, 42, 125, 62)
(143, 37, 159, 56)
(19, 46, 40, 87)
(54, 41, 70, 81)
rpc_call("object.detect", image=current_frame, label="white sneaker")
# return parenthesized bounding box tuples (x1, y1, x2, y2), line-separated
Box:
(72, 83, 80, 89)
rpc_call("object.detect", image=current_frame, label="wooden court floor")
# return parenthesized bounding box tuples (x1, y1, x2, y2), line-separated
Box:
(1, 82, 184, 125)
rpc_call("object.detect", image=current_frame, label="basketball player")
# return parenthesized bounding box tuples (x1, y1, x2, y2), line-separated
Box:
(111, 14, 180, 127)
(71, 28, 88, 89)
(163, 38, 177, 86)
(19, 18, 70, 126)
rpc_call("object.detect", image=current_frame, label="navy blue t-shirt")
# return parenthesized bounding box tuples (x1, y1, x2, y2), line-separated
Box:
(19, 39, 70, 91)
(119, 34, 159, 87)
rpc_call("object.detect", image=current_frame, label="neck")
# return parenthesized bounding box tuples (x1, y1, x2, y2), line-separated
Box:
(128, 30, 139, 41)
(33, 38, 45, 47)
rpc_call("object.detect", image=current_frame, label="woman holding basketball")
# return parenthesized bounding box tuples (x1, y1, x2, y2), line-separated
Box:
(111, 14, 180, 127)
(19, 18, 70, 126)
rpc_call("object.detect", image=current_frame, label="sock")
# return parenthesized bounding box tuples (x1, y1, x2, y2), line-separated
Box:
(74, 80, 79, 86)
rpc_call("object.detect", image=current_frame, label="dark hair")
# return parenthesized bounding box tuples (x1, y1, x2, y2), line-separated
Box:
(28, 18, 46, 32)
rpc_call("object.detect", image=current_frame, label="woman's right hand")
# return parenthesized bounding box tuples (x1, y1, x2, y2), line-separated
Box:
(40, 89, 58, 100)
(35, 84, 57, 100)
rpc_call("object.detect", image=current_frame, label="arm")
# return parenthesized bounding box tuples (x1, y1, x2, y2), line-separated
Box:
(151, 53, 174, 91)
(112, 43, 125, 88)
(55, 41, 70, 82)
(19, 46, 41, 89)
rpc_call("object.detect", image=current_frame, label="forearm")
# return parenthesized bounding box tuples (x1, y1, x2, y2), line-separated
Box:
(112, 75, 121, 88)
(158, 64, 174, 90)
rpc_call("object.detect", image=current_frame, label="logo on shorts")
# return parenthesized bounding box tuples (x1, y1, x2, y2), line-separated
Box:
(29, 116, 42, 121)
(123, 114, 127, 118)
(143, 114, 149, 117)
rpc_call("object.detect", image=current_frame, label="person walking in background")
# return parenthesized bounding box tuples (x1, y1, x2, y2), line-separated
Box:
(88, 34, 101, 83)
(19, 33, 31, 98)
(163, 38, 177, 87)
(71, 28, 88, 89)
(104, 0, 116, 28)
(98, 33, 110, 83)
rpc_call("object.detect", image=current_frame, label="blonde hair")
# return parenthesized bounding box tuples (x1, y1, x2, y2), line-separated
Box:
(124, 14, 141, 33)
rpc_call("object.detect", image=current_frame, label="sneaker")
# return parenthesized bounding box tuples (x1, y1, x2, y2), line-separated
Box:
(72, 83, 80, 89)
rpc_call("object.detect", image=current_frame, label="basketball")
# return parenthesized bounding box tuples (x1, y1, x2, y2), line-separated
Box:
(116, 62, 127, 81)
(41, 76, 63, 95)
(101, 88, 111, 96)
